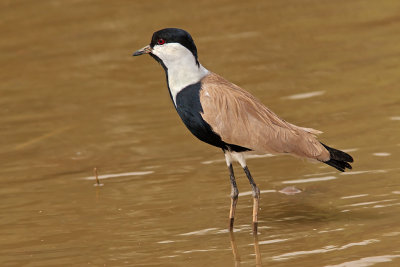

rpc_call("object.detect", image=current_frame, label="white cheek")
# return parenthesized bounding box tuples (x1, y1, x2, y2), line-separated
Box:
(151, 45, 162, 58)
(152, 44, 182, 63)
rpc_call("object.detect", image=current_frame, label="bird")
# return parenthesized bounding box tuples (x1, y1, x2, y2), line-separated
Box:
(133, 28, 353, 233)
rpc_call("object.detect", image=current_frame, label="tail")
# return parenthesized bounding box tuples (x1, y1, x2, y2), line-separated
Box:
(320, 143, 354, 172)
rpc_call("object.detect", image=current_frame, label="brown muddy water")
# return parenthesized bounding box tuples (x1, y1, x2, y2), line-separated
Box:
(1, 0, 400, 266)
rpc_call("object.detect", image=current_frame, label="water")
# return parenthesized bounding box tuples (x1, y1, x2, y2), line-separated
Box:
(1, 0, 400, 266)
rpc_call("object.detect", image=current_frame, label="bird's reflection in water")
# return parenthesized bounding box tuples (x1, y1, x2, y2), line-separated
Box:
(254, 235, 262, 266)
(229, 231, 241, 266)
(229, 231, 262, 266)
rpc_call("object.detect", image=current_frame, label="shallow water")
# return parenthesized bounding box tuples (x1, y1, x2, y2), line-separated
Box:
(1, 0, 400, 266)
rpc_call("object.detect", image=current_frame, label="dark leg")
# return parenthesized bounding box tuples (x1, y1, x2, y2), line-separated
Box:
(228, 163, 239, 230)
(243, 166, 260, 234)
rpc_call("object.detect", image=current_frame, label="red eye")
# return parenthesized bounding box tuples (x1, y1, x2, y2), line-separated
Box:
(157, 39, 165, 45)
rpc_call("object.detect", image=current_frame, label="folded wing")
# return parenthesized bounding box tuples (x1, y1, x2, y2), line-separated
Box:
(200, 73, 330, 161)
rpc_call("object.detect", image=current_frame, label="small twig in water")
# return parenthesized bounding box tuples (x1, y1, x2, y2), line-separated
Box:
(93, 167, 104, 187)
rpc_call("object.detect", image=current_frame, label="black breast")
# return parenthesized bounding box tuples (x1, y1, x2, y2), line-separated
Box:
(175, 82, 250, 152)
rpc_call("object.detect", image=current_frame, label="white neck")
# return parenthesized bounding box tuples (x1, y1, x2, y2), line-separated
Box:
(151, 43, 209, 105)
(167, 62, 209, 104)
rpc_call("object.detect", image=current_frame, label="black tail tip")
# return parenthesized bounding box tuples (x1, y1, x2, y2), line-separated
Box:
(321, 143, 354, 172)
(324, 158, 352, 172)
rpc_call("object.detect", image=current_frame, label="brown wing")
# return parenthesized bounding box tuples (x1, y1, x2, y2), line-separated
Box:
(200, 73, 330, 161)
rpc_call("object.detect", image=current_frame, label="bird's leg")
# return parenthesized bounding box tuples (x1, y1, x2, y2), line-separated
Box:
(228, 163, 239, 230)
(243, 166, 260, 234)
(224, 151, 239, 230)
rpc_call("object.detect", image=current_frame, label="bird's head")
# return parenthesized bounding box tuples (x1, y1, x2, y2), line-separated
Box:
(133, 28, 199, 69)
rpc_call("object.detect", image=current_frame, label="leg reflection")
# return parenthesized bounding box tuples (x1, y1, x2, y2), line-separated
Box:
(254, 235, 262, 267)
(229, 231, 241, 266)
(229, 231, 263, 267)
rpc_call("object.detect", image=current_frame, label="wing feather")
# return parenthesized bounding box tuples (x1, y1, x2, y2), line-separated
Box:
(199, 73, 330, 161)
